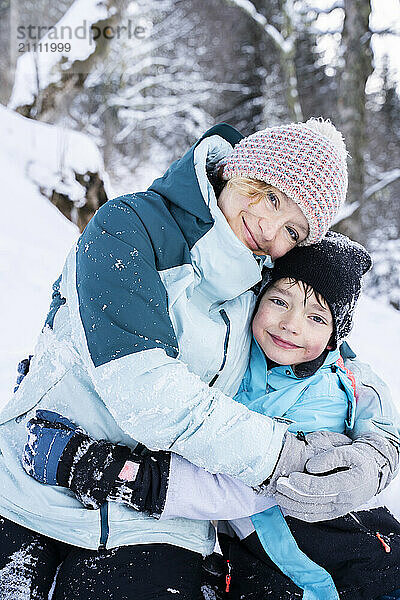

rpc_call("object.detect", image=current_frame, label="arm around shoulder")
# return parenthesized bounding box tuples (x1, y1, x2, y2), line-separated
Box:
(67, 196, 289, 487)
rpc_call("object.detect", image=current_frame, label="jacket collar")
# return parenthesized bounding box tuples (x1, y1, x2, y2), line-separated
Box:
(148, 123, 243, 224)
(290, 351, 329, 378)
(251, 336, 340, 383)
(189, 135, 267, 303)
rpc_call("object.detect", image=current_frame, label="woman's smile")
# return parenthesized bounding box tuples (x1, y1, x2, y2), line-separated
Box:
(242, 216, 262, 252)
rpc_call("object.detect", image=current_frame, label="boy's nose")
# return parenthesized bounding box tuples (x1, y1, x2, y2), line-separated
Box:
(279, 313, 301, 335)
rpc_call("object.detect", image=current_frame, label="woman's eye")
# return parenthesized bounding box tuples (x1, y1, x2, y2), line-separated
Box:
(267, 192, 279, 208)
(286, 226, 299, 242)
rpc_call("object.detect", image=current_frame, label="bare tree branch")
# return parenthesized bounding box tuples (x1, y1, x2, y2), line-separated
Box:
(369, 27, 400, 36)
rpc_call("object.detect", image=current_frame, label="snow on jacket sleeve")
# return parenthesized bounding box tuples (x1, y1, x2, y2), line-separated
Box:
(345, 356, 400, 446)
(66, 197, 289, 487)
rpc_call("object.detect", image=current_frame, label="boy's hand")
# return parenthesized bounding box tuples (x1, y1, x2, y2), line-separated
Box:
(274, 433, 399, 522)
(258, 429, 352, 495)
(23, 410, 170, 515)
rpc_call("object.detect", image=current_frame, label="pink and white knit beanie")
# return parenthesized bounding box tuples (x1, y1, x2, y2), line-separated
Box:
(222, 118, 348, 245)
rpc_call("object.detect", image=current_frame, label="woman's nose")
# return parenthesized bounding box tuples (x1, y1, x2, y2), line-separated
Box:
(258, 216, 279, 241)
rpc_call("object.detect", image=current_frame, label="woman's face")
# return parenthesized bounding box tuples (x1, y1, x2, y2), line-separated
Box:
(217, 184, 309, 260)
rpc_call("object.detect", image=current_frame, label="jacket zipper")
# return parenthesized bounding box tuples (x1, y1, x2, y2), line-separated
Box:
(349, 512, 391, 553)
(99, 502, 109, 550)
(209, 309, 231, 387)
(360, 382, 384, 416)
(225, 540, 233, 593)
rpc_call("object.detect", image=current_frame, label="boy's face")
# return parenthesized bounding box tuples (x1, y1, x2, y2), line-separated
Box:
(252, 278, 334, 366)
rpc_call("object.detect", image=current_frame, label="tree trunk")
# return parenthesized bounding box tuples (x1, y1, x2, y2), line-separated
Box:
(280, 0, 303, 122)
(48, 171, 108, 232)
(336, 0, 373, 242)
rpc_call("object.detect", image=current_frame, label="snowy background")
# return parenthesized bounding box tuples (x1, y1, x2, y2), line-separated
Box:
(1, 0, 399, 523)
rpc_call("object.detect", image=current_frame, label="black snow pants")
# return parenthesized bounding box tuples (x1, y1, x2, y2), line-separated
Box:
(0, 516, 204, 600)
(203, 508, 400, 600)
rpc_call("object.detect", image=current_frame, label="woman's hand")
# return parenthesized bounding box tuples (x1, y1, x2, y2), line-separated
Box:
(274, 433, 399, 522)
(23, 410, 170, 515)
(23, 410, 133, 508)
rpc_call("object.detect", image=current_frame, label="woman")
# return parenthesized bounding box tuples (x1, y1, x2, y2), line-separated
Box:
(0, 119, 398, 599)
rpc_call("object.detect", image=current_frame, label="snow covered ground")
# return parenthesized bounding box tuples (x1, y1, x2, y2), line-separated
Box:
(0, 105, 102, 401)
(1, 106, 400, 521)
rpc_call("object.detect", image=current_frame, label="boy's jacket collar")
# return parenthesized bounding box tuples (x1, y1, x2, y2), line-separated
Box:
(292, 350, 330, 378)
(253, 337, 339, 380)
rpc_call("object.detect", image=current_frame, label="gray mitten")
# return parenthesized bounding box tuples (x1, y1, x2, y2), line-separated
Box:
(275, 432, 399, 522)
(258, 429, 352, 495)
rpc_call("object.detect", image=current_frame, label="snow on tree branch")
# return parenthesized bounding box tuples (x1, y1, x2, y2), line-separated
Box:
(306, 1, 344, 14)
(364, 169, 400, 200)
(9, 0, 114, 115)
(220, 0, 302, 121)
(308, 27, 342, 35)
(221, 0, 292, 53)
(332, 201, 360, 225)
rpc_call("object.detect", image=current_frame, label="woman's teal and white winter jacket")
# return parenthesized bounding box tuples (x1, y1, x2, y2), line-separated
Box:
(0, 124, 398, 555)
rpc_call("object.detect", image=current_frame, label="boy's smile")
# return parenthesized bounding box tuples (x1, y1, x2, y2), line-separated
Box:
(252, 278, 334, 366)
(267, 333, 302, 350)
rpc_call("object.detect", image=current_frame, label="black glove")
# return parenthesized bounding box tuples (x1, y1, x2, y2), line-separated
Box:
(108, 449, 171, 517)
(24, 410, 171, 515)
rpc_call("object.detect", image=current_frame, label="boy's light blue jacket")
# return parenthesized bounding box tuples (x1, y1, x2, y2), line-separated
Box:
(236, 338, 356, 600)
(235, 338, 355, 435)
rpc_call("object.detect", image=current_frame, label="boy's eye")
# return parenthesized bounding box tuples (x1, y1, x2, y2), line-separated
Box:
(310, 315, 326, 324)
(267, 192, 279, 209)
(270, 298, 286, 307)
(286, 226, 299, 243)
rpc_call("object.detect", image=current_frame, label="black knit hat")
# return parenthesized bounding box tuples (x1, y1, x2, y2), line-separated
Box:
(261, 232, 372, 347)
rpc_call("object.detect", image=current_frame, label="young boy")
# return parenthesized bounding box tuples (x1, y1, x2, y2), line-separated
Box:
(210, 233, 400, 600)
(24, 232, 400, 599)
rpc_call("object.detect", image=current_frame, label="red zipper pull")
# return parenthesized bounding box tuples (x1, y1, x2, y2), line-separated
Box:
(225, 559, 232, 593)
(376, 532, 391, 553)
